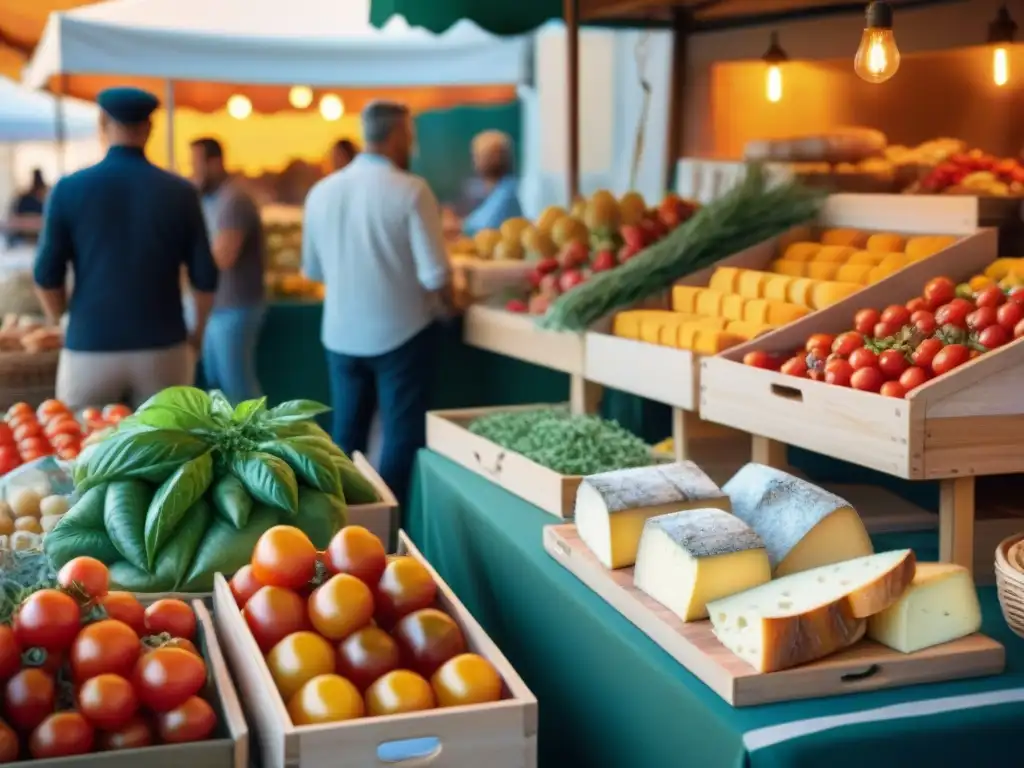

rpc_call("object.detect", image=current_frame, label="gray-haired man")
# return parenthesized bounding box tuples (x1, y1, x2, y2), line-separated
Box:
(301, 100, 453, 506)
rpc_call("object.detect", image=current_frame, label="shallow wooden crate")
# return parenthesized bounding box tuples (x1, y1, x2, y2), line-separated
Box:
(544, 524, 1005, 707)
(212, 531, 537, 768)
(348, 451, 399, 551)
(451, 258, 534, 301)
(464, 305, 584, 376)
(426, 405, 580, 519)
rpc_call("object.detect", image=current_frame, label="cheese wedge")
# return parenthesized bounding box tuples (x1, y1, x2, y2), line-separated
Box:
(867, 562, 982, 653)
(574, 462, 730, 569)
(634, 509, 770, 622)
(723, 463, 874, 577)
(708, 549, 916, 672)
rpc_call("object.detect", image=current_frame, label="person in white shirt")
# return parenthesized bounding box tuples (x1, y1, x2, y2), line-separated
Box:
(302, 100, 453, 505)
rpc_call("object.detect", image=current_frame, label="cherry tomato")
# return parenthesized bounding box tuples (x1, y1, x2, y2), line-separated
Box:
(805, 333, 835, 352)
(967, 306, 997, 331)
(6, 403, 32, 421)
(831, 332, 864, 356)
(337, 626, 401, 692)
(97, 714, 153, 751)
(1010, 287, 1024, 305)
(251, 527, 317, 591)
(780, 356, 807, 377)
(149, 637, 199, 656)
(0, 627, 21, 682)
(244, 586, 310, 652)
(57, 556, 109, 599)
(57, 447, 80, 461)
(0, 424, 13, 446)
(0, 719, 17, 761)
(29, 712, 94, 758)
(880, 304, 911, 327)
(102, 404, 132, 424)
(923, 277, 956, 310)
(376, 556, 438, 628)
(36, 400, 68, 422)
(156, 695, 217, 744)
(267, 631, 337, 701)
(78, 674, 138, 730)
(742, 350, 777, 370)
(43, 418, 80, 440)
(912, 338, 944, 368)
(910, 310, 937, 335)
(365, 670, 436, 717)
(12, 422, 41, 443)
(899, 366, 930, 391)
(824, 360, 853, 387)
(880, 381, 907, 398)
(853, 308, 880, 336)
(847, 347, 878, 370)
(996, 301, 1024, 332)
(230, 565, 263, 608)
(850, 366, 884, 393)
(975, 285, 1005, 309)
(99, 592, 146, 635)
(876, 349, 910, 380)
(308, 574, 374, 642)
(133, 648, 207, 713)
(71, 620, 141, 682)
(905, 297, 927, 313)
(0, 447, 17, 476)
(4, 668, 55, 731)
(287, 674, 364, 725)
(430, 653, 503, 708)
(50, 432, 79, 451)
(325, 526, 388, 587)
(14, 589, 81, 652)
(80, 407, 102, 422)
(935, 302, 969, 329)
(393, 608, 467, 678)
(144, 600, 196, 640)
(931, 344, 971, 376)
(873, 320, 902, 339)
(979, 324, 1010, 350)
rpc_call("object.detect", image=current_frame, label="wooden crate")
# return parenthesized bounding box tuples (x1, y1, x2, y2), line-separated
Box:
(212, 531, 537, 768)
(426, 405, 581, 519)
(544, 524, 1005, 707)
(348, 451, 398, 551)
(451, 258, 534, 301)
(464, 305, 584, 376)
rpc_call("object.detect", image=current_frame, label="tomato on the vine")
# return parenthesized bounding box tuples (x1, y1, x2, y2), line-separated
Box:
(0, 627, 21, 681)
(98, 714, 153, 751)
(71, 620, 141, 681)
(899, 366, 930, 392)
(850, 366, 884, 393)
(133, 648, 207, 713)
(229, 565, 263, 608)
(148, 637, 199, 656)
(880, 381, 907, 399)
(931, 344, 971, 376)
(877, 349, 910, 380)
(5, 668, 55, 731)
(251, 527, 317, 591)
(831, 332, 864, 357)
(910, 310, 937, 335)
(78, 674, 138, 730)
(243, 586, 310, 652)
(873, 320, 903, 339)
(847, 347, 878, 371)
(99, 592, 146, 635)
(853, 309, 879, 336)
(29, 712, 94, 759)
(57, 556, 109, 599)
(157, 696, 217, 744)
(979, 324, 1010, 350)
(14, 589, 81, 652)
(966, 307, 997, 332)
(144, 600, 196, 640)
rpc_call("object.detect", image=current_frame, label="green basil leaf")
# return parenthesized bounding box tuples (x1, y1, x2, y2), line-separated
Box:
(230, 452, 298, 515)
(293, 488, 347, 549)
(144, 451, 214, 568)
(233, 397, 267, 427)
(104, 480, 152, 572)
(276, 434, 346, 460)
(108, 562, 176, 594)
(264, 399, 331, 426)
(137, 386, 212, 418)
(333, 456, 381, 504)
(211, 474, 253, 529)
(180, 505, 279, 592)
(44, 485, 121, 568)
(258, 440, 342, 497)
(125, 405, 218, 434)
(76, 430, 212, 492)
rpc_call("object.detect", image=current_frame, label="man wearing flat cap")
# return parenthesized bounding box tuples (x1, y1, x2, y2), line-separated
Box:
(33, 86, 218, 408)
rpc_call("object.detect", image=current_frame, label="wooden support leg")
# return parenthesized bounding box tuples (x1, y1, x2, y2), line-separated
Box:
(671, 408, 691, 462)
(939, 476, 976, 573)
(569, 376, 602, 415)
(751, 435, 787, 469)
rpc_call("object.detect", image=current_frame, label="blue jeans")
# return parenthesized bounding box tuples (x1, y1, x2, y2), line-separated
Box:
(326, 323, 438, 507)
(202, 305, 265, 404)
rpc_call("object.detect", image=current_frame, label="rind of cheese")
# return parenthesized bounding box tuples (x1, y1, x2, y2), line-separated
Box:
(708, 549, 916, 672)
(723, 463, 874, 576)
(781, 242, 821, 262)
(693, 330, 745, 355)
(866, 233, 906, 253)
(574, 462, 730, 569)
(866, 562, 982, 653)
(634, 509, 771, 622)
(766, 301, 809, 325)
(811, 281, 860, 310)
(726, 320, 776, 340)
(614, 310, 698, 339)
(835, 264, 872, 285)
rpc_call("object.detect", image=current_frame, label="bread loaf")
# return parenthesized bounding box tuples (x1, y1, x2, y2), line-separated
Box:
(744, 127, 887, 164)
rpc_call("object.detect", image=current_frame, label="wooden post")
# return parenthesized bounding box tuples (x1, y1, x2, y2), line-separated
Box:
(750, 436, 787, 469)
(939, 476, 976, 573)
(165, 80, 177, 172)
(564, 0, 580, 202)
(664, 9, 688, 192)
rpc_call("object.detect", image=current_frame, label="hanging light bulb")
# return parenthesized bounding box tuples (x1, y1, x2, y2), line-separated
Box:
(289, 86, 314, 109)
(854, 1, 901, 83)
(762, 31, 788, 103)
(226, 94, 252, 120)
(988, 4, 1017, 87)
(319, 95, 344, 121)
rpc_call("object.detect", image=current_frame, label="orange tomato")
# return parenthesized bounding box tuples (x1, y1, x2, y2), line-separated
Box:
(156, 696, 217, 744)
(0, 719, 17, 762)
(804, 333, 835, 353)
(287, 674, 364, 725)
(57, 556, 109, 599)
(144, 599, 196, 640)
(57, 447, 80, 461)
(6, 403, 32, 421)
(365, 670, 435, 716)
(98, 592, 146, 635)
(44, 418, 80, 439)
(307, 574, 374, 641)
(36, 400, 69, 423)
(80, 407, 102, 423)
(77, 674, 138, 731)
(50, 432, 79, 450)
(430, 654, 503, 708)
(325, 526, 387, 587)
(28, 711, 94, 759)
(375, 556, 437, 627)
(71, 619, 141, 681)
(251, 526, 317, 590)
(266, 631, 337, 701)
(97, 714, 153, 751)
(102, 404, 132, 423)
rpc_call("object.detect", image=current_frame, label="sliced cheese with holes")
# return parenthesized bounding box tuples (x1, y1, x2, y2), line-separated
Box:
(634, 508, 770, 622)
(708, 549, 916, 672)
(866, 562, 981, 653)
(723, 463, 874, 577)
(575, 462, 730, 569)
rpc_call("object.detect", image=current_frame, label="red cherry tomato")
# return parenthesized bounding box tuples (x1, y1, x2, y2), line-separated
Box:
(996, 301, 1024, 332)
(825, 360, 854, 387)
(831, 332, 864, 357)
(853, 308, 880, 336)
(899, 366, 930, 391)
(71, 620, 141, 682)
(880, 304, 911, 327)
(847, 347, 878, 370)
(742, 351, 780, 370)
(966, 306, 997, 332)
(14, 589, 81, 652)
(4, 668, 55, 731)
(873, 320, 902, 339)
(1010, 287, 1024, 305)
(97, 714, 153, 751)
(144, 600, 196, 641)
(877, 349, 910, 380)
(905, 297, 927, 313)
(0, 719, 17, 761)
(132, 648, 207, 713)
(805, 334, 835, 353)
(156, 696, 217, 744)
(935, 302, 970, 330)
(77, 674, 138, 731)
(923, 277, 956, 309)
(1016, 318, 1024, 339)
(780, 356, 807, 377)
(931, 344, 971, 376)
(29, 712, 94, 759)
(57, 557, 109, 599)
(99, 592, 146, 635)
(910, 310, 937, 335)
(850, 366, 884, 393)
(0, 627, 21, 681)
(912, 338, 944, 369)
(978, 324, 1010, 351)
(230, 565, 263, 608)
(880, 381, 907, 398)
(974, 285, 1005, 309)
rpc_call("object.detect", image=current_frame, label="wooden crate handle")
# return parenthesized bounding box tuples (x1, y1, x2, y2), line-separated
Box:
(840, 663, 881, 683)
(770, 383, 804, 402)
(472, 450, 505, 478)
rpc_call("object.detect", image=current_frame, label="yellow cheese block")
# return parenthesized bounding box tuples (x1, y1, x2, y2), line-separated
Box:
(820, 227, 868, 248)
(876, 253, 909, 272)
(693, 330, 746, 355)
(709, 267, 742, 294)
(766, 301, 809, 325)
(867, 264, 897, 284)
(866, 233, 906, 253)
(835, 264, 872, 284)
(695, 289, 725, 317)
(781, 242, 821, 262)
(657, 324, 680, 347)
(613, 310, 693, 339)
(639, 319, 666, 344)
(846, 250, 883, 266)
(805, 262, 839, 280)
(723, 463, 874, 577)
(811, 245, 855, 263)
(743, 299, 771, 323)
(786, 278, 816, 307)
(905, 235, 957, 261)
(866, 562, 982, 653)
(763, 275, 793, 302)
(984, 258, 1024, 280)
(811, 281, 861, 309)
(671, 285, 702, 313)
(677, 324, 703, 350)
(634, 509, 771, 622)
(574, 462, 731, 569)
(726, 320, 776, 339)
(736, 270, 771, 299)
(721, 294, 747, 322)
(770, 260, 806, 277)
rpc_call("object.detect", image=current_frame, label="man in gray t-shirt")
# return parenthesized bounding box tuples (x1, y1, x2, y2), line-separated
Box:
(190, 137, 266, 403)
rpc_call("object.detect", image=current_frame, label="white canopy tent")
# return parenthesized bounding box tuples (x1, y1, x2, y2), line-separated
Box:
(0, 77, 97, 144)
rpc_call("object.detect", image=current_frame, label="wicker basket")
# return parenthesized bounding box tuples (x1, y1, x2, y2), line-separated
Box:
(994, 532, 1024, 639)
(0, 350, 59, 409)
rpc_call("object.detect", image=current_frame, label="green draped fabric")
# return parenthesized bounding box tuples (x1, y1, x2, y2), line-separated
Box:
(370, 1, 560, 35)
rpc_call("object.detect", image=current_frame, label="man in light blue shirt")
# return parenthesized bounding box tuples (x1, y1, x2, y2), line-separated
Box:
(302, 100, 452, 505)
(461, 130, 523, 236)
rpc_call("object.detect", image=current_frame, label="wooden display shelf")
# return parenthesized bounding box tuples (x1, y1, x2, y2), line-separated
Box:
(348, 451, 399, 551)
(544, 524, 1004, 707)
(213, 532, 538, 768)
(451, 258, 534, 302)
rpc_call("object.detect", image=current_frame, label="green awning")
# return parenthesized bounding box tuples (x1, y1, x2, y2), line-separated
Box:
(369, 1, 559, 35)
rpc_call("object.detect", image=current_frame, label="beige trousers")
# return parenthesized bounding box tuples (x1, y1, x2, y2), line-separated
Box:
(56, 344, 195, 410)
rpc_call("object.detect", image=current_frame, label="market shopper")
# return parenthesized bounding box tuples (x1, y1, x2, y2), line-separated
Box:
(190, 137, 266, 404)
(329, 138, 360, 173)
(5, 169, 48, 247)
(460, 130, 523, 236)
(302, 100, 453, 505)
(33, 87, 218, 409)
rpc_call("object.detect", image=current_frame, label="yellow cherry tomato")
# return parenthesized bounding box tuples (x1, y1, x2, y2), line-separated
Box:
(430, 653, 503, 708)
(364, 670, 435, 717)
(287, 674, 364, 725)
(307, 574, 374, 641)
(266, 631, 336, 701)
